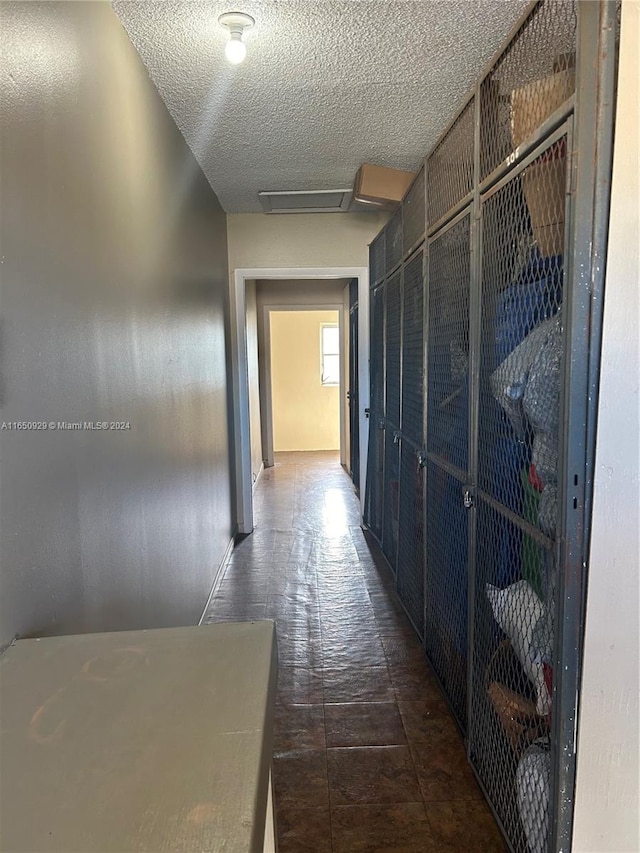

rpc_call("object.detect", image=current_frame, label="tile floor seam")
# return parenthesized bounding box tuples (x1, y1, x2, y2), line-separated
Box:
(402, 706, 432, 818)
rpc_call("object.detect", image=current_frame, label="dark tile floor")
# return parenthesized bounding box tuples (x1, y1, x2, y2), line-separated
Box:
(204, 451, 505, 852)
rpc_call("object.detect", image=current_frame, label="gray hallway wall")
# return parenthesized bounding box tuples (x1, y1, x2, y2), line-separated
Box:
(0, 1, 233, 645)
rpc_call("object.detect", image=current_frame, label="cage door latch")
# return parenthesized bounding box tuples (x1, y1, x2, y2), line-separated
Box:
(463, 486, 475, 509)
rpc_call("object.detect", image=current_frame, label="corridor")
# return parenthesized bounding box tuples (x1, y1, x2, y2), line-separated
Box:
(203, 452, 505, 852)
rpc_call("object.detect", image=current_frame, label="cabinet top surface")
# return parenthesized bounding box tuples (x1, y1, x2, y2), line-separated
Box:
(0, 621, 277, 853)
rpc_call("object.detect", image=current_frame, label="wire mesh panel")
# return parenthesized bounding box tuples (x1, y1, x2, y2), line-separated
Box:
(362, 2, 616, 850)
(365, 417, 385, 542)
(385, 206, 403, 273)
(382, 427, 400, 571)
(424, 460, 469, 729)
(471, 132, 568, 853)
(477, 141, 566, 524)
(364, 282, 385, 539)
(370, 231, 385, 287)
(382, 267, 402, 570)
(403, 166, 426, 254)
(426, 214, 471, 475)
(397, 440, 425, 637)
(480, 0, 576, 183)
(385, 269, 402, 429)
(401, 250, 424, 446)
(423, 213, 471, 730)
(470, 500, 554, 853)
(427, 97, 475, 228)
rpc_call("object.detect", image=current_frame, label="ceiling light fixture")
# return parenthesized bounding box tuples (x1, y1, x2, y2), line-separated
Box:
(218, 12, 255, 65)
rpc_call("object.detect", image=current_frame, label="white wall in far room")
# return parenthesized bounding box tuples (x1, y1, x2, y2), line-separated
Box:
(269, 310, 340, 452)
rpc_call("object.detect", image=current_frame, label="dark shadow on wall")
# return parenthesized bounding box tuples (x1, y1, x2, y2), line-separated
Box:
(0, 1, 234, 644)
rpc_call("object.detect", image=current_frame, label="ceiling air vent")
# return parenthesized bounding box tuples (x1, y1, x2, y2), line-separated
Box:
(258, 189, 352, 214)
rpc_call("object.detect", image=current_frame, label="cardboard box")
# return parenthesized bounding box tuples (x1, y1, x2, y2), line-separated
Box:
(511, 69, 575, 258)
(511, 68, 575, 258)
(511, 68, 575, 148)
(353, 163, 415, 207)
(520, 150, 567, 259)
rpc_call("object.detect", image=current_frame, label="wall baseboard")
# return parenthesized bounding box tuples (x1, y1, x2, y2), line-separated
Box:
(253, 462, 265, 491)
(198, 536, 235, 626)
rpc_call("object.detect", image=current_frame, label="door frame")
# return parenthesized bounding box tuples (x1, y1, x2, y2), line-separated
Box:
(347, 282, 360, 492)
(230, 266, 369, 534)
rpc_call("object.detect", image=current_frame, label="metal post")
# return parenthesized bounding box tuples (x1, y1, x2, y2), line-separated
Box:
(465, 76, 483, 753)
(421, 188, 431, 653)
(551, 2, 619, 851)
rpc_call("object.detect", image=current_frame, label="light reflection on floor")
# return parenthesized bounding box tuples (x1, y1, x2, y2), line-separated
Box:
(203, 451, 506, 852)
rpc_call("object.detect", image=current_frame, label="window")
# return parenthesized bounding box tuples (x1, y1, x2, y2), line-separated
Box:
(320, 323, 340, 386)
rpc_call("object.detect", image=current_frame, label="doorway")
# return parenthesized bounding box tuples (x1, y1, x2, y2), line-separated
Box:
(268, 309, 341, 454)
(230, 266, 369, 534)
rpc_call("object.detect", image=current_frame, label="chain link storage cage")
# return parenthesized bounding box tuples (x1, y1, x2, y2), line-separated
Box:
(479, 0, 576, 186)
(395, 247, 426, 637)
(426, 213, 471, 476)
(470, 126, 570, 853)
(424, 458, 470, 730)
(476, 145, 565, 519)
(381, 268, 402, 570)
(400, 250, 425, 447)
(423, 211, 472, 730)
(362, 2, 618, 850)
(385, 205, 403, 274)
(384, 268, 402, 430)
(397, 437, 425, 638)
(364, 280, 386, 539)
(382, 425, 400, 571)
(403, 166, 426, 256)
(427, 97, 475, 231)
(471, 499, 554, 853)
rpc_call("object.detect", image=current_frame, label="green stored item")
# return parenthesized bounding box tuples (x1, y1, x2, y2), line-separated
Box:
(520, 468, 543, 598)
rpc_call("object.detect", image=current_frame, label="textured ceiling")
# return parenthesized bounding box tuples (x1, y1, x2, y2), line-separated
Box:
(114, 0, 529, 213)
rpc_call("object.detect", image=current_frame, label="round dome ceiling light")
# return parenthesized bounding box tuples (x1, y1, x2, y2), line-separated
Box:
(218, 12, 255, 65)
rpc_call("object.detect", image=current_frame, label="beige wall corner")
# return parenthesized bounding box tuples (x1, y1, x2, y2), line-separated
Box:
(227, 211, 389, 272)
